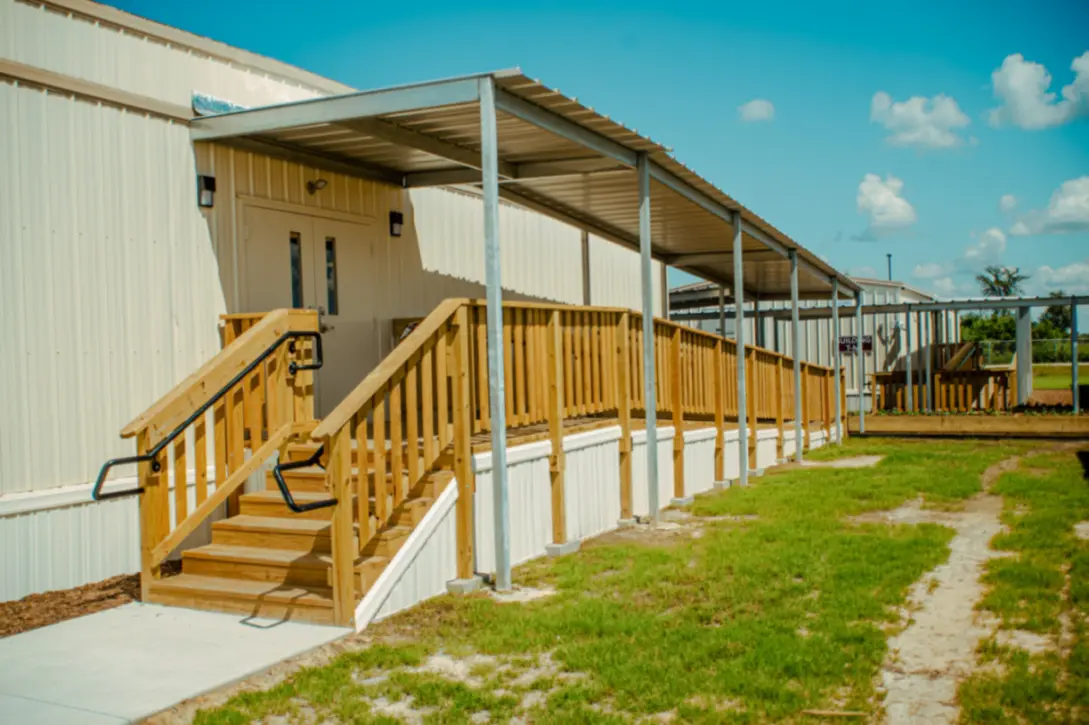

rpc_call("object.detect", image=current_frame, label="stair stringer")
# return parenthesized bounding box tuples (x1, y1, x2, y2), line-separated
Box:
(354, 478, 459, 631)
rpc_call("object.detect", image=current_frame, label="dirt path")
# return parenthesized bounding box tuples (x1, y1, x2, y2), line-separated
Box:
(859, 456, 1019, 725)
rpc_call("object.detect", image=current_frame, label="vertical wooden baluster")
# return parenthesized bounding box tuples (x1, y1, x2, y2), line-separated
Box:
(406, 359, 420, 487)
(525, 309, 538, 424)
(173, 434, 187, 528)
(421, 343, 435, 469)
(503, 308, 515, 424)
(475, 307, 489, 432)
(801, 363, 811, 450)
(514, 308, 527, 426)
(373, 389, 389, 526)
(138, 430, 168, 601)
(713, 339, 725, 483)
(437, 325, 450, 450)
(194, 418, 207, 506)
(589, 312, 600, 412)
(354, 410, 370, 555)
(563, 313, 574, 417)
(390, 377, 404, 506)
(775, 356, 785, 460)
(452, 305, 475, 580)
(227, 385, 245, 516)
(213, 401, 227, 492)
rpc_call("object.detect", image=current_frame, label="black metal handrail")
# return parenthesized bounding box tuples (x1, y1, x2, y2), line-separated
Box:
(92, 330, 323, 501)
(270, 444, 338, 513)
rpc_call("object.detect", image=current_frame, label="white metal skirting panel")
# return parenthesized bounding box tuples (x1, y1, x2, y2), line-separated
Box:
(563, 427, 622, 542)
(631, 427, 675, 517)
(3, 1, 327, 108)
(682, 428, 716, 497)
(0, 475, 222, 601)
(0, 82, 227, 495)
(810, 430, 828, 450)
(782, 429, 798, 459)
(472, 441, 553, 574)
(722, 429, 741, 482)
(755, 429, 779, 470)
(356, 480, 459, 630)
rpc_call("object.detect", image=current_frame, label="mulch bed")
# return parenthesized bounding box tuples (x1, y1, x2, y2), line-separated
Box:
(1028, 390, 1074, 407)
(0, 561, 181, 638)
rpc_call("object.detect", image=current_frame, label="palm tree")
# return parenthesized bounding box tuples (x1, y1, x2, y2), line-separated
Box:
(975, 265, 1029, 297)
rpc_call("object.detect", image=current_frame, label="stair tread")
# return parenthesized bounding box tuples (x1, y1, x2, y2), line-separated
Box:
(184, 543, 332, 567)
(213, 515, 331, 535)
(242, 489, 341, 502)
(152, 573, 333, 606)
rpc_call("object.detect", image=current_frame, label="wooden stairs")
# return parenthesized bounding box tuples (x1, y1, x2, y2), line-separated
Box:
(147, 438, 454, 625)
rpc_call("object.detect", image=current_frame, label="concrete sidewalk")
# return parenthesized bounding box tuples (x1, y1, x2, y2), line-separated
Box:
(0, 603, 348, 723)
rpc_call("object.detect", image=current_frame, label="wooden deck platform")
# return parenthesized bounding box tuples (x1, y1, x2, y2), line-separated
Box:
(848, 414, 1089, 439)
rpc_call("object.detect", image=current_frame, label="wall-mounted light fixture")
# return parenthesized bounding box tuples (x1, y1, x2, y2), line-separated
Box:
(389, 210, 404, 237)
(197, 175, 216, 208)
(306, 178, 328, 195)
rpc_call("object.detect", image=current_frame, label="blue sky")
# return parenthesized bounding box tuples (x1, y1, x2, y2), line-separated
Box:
(112, 0, 1089, 299)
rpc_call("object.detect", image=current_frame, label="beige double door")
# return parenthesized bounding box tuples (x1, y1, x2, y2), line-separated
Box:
(242, 204, 379, 416)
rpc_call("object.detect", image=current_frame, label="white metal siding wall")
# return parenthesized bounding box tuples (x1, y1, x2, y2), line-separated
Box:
(472, 443, 552, 572)
(0, 82, 225, 495)
(588, 234, 665, 313)
(1, 0, 326, 108)
(562, 428, 621, 542)
(682, 428, 716, 497)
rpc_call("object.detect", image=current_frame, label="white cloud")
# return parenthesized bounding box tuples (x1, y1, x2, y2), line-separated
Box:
(960, 228, 1007, 268)
(913, 262, 949, 279)
(856, 173, 917, 238)
(870, 91, 971, 148)
(999, 194, 1017, 212)
(929, 277, 960, 297)
(739, 99, 775, 122)
(1009, 177, 1089, 236)
(1029, 259, 1089, 296)
(848, 265, 879, 279)
(988, 51, 1089, 129)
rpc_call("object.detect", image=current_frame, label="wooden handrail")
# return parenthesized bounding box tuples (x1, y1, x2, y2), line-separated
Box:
(122, 309, 316, 446)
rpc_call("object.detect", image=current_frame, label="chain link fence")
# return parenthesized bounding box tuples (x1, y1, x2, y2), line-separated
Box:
(978, 339, 1089, 366)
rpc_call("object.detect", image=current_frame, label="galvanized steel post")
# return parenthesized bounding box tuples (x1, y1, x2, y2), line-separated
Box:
(479, 78, 511, 591)
(1073, 299, 1080, 415)
(637, 153, 660, 522)
(734, 213, 749, 485)
(790, 251, 803, 462)
(831, 279, 842, 444)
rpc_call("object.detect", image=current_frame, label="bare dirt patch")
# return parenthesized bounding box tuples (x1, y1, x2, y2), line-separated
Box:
(1074, 521, 1089, 541)
(870, 456, 1020, 725)
(803, 454, 885, 469)
(0, 561, 181, 638)
(591, 508, 752, 548)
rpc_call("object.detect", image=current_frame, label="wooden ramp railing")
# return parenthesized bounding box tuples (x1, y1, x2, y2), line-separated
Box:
(109, 309, 319, 599)
(872, 367, 1013, 413)
(311, 299, 844, 625)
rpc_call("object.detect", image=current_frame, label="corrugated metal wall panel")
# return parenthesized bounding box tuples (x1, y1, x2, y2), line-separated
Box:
(562, 429, 621, 542)
(2, 0, 325, 107)
(473, 443, 552, 572)
(0, 82, 225, 495)
(588, 234, 664, 312)
(682, 428, 716, 497)
(630, 427, 675, 518)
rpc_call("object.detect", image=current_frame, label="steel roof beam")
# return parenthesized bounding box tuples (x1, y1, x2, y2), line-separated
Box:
(403, 157, 629, 188)
(190, 77, 481, 141)
(339, 117, 518, 178)
(217, 136, 404, 187)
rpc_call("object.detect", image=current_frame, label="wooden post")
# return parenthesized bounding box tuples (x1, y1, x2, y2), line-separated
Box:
(451, 307, 475, 579)
(839, 368, 848, 440)
(617, 312, 634, 519)
(713, 339, 725, 482)
(546, 309, 567, 544)
(670, 327, 685, 500)
(745, 347, 757, 461)
(823, 369, 833, 437)
(138, 430, 168, 601)
(328, 425, 355, 626)
(871, 372, 879, 414)
(801, 363, 811, 450)
(775, 356, 785, 459)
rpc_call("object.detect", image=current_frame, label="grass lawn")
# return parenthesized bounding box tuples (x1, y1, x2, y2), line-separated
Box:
(1032, 363, 1089, 391)
(194, 439, 1048, 725)
(957, 446, 1089, 723)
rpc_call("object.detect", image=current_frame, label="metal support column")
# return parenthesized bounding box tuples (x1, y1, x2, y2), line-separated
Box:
(856, 292, 866, 433)
(637, 153, 659, 522)
(832, 280, 842, 444)
(1016, 307, 1033, 405)
(905, 305, 914, 412)
(924, 312, 932, 412)
(790, 251, 803, 462)
(718, 286, 726, 338)
(479, 79, 510, 591)
(1071, 299, 1080, 415)
(734, 214, 749, 484)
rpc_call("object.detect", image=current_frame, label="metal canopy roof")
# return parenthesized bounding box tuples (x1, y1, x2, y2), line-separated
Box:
(191, 68, 858, 301)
